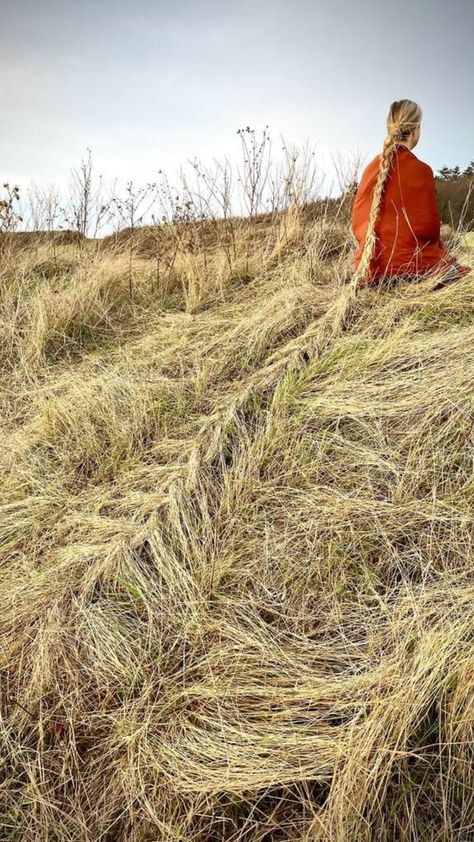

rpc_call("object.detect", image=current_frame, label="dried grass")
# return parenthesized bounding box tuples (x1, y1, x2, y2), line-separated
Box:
(1, 208, 474, 841)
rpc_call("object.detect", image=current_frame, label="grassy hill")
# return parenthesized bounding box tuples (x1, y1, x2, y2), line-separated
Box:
(1, 211, 474, 841)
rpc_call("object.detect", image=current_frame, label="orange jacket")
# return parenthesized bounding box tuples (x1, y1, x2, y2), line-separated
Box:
(351, 145, 469, 285)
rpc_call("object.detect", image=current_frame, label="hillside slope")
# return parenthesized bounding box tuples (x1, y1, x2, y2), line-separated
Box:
(1, 217, 474, 841)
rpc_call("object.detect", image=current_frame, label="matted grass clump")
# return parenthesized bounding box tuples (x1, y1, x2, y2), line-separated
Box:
(1, 210, 474, 841)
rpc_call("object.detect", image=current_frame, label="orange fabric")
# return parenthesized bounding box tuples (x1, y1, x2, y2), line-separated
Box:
(351, 145, 471, 286)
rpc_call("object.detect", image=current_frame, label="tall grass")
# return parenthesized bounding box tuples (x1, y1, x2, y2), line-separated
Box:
(1, 143, 474, 840)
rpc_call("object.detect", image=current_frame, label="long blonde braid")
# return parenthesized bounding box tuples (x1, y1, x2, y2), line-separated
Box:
(354, 99, 423, 288)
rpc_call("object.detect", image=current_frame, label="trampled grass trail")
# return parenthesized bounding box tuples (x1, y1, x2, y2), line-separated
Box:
(1, 213, 474, 841)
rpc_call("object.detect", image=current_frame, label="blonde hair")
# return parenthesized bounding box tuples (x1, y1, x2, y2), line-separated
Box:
(354, 99, 423, 287)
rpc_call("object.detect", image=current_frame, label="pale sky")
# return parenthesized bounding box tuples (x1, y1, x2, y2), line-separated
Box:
(1, 0, 473, 199)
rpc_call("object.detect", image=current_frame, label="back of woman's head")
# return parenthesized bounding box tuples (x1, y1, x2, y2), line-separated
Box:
(354, 98, 423, 286)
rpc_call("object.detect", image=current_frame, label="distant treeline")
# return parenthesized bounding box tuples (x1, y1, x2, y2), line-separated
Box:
(437, 161, 474, 179)
(434, 159, 474, 228)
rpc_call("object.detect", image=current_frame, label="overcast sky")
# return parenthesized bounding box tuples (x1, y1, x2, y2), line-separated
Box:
(1, 0, 473, 198)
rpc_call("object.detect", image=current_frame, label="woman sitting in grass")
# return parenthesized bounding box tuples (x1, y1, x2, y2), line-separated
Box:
(351, 98, 471, 289)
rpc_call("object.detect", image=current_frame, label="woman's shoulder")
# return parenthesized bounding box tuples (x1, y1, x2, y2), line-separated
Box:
(368, 152, 382, 169)
(367, 147, 434, 173)
(357, 147, 435, 189)
(359, 154, 382, 181)
(400, 147, 434, 176)
(417, 159, 435, 177)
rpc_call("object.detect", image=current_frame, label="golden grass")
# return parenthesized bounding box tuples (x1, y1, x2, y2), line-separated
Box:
(1, 209, 474, 841)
